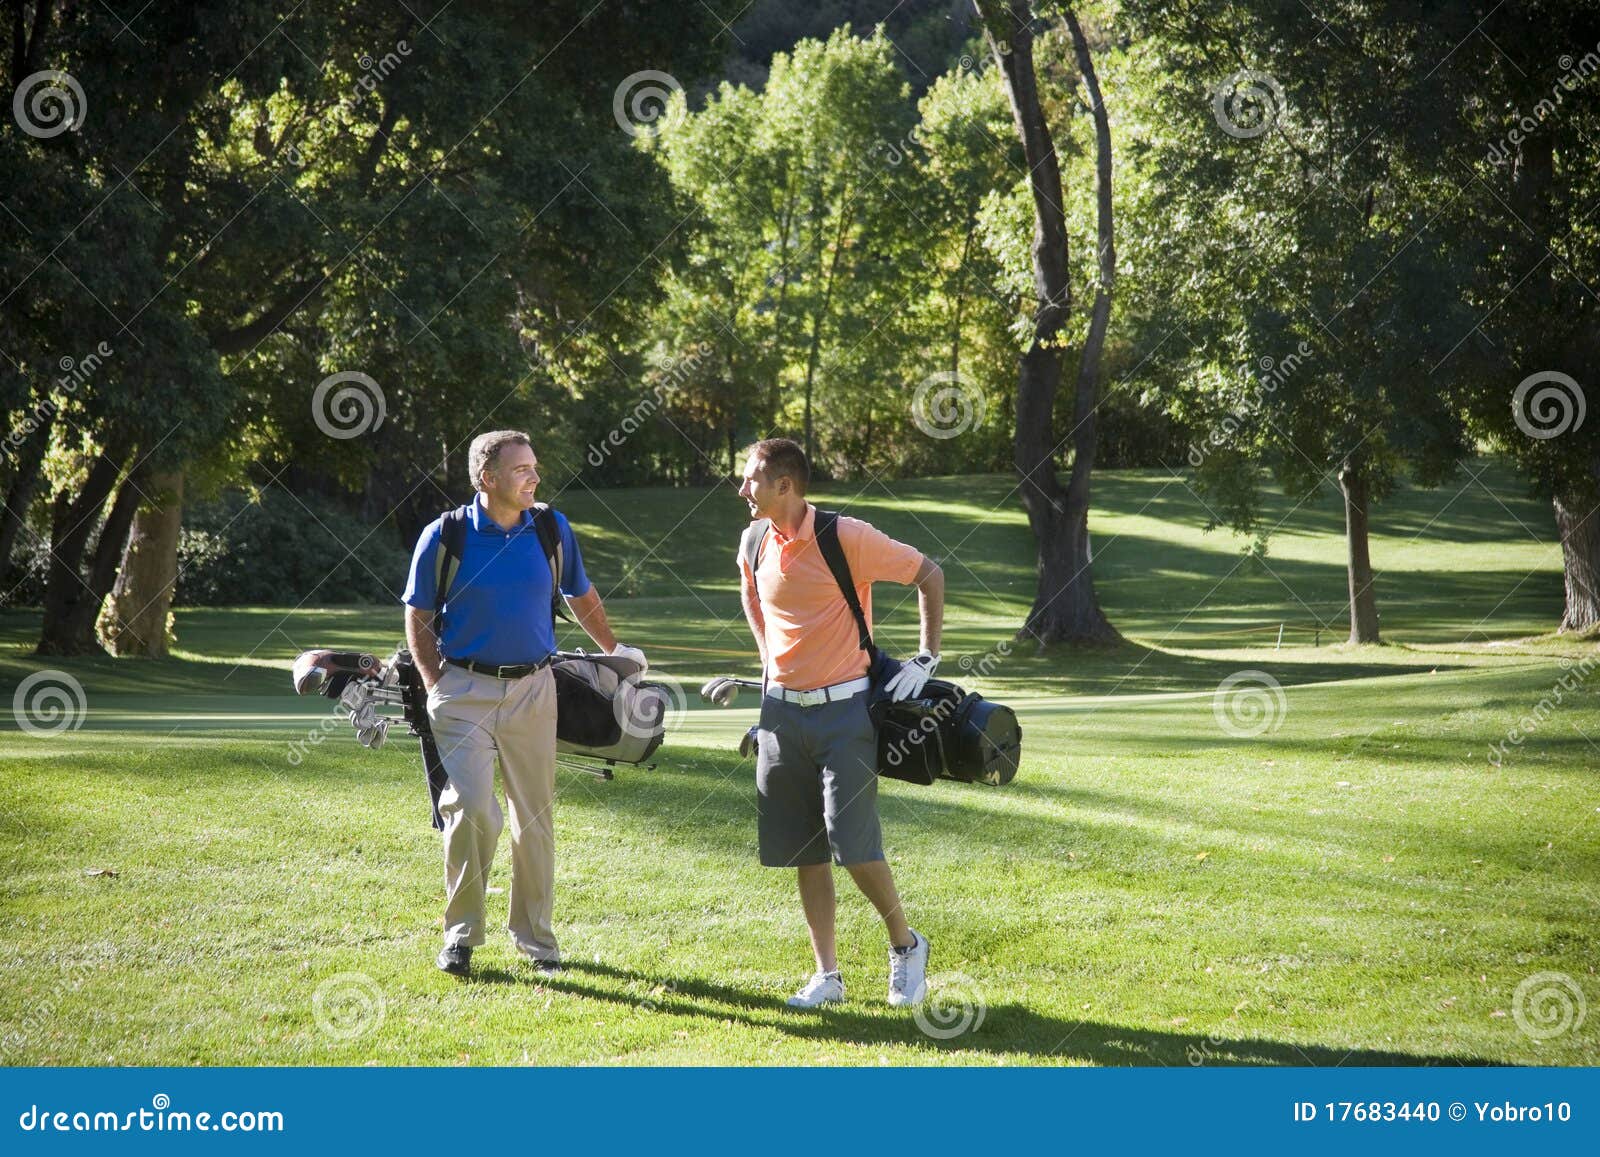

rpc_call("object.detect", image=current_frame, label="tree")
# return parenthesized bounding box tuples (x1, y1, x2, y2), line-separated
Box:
(648, 28, 927, 478)
(1440, 0, 1600, 633)
(2, 0, 733, 652)
(1121, 0, 1480, 644)
(974, 0, 1120, 645)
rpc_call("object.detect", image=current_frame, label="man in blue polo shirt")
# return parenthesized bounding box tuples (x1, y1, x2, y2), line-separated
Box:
(402, 430, 645, 977)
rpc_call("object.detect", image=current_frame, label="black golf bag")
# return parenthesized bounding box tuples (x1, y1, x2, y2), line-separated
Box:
(291, 647, 671, 829)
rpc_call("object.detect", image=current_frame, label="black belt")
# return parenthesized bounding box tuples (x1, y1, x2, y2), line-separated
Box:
(449, 655, 554, 680)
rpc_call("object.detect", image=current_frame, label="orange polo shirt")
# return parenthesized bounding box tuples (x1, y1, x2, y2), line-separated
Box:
(738, 504, 924, 691)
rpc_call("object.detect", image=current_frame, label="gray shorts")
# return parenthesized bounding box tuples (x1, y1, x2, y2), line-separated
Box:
(755, 690, 883, 867)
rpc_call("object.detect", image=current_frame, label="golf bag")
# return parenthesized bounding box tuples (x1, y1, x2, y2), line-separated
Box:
(291, 647, 671, 829)
(873, 678, 1021, 787)
(738, 510, 1021, 787)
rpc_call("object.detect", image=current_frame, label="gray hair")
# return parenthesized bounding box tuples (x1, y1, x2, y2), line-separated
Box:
(467, 430, 532, 491)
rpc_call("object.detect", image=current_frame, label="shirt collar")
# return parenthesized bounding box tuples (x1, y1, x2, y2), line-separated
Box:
(771, 503, 816, 545)
(469, 494, 533, 534)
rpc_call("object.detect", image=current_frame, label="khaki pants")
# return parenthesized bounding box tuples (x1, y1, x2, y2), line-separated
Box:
(426, 663, 559, 961)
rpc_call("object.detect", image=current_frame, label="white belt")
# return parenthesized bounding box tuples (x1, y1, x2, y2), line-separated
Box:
(765, 676, 870, 708)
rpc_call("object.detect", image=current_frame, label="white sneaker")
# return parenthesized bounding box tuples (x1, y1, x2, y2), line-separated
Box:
(787, 970, 845, 1008)
(888, 929, 929, 1006)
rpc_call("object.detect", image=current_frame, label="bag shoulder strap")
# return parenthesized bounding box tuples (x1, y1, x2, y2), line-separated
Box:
(435, 503, 571, 627)
(433, 507, 469, 616)
(814, 509, 874, 655)
(531, 503, 574, 625)
(739, 519, 771, 584)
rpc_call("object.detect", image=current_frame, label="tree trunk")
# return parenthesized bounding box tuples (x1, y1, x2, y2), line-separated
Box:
(0, 405, 52, 573)
(1339, 463, 1382, 644)
(799, 195, 854, 462)
(99, 469, 183, 657)
(951, 227, 974, 376)
(1554, 480, 1600, 635)
(36, 448, 143, 656)
(979, 0, 1119, 646)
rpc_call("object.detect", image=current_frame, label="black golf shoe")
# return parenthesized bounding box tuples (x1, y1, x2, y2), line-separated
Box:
(436, 944, 472, 977)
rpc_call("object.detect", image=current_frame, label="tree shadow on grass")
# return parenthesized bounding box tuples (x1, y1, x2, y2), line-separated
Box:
(471, 959, 1495, 1066)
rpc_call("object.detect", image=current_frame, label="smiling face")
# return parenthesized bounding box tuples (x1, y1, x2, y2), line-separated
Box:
(737, 452, 786, 519)
(482, 441, 540, 512)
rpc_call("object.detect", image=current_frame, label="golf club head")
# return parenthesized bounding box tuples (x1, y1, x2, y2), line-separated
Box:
(293, 650, 381, 697)
(699, 677, 738, 706)
(356, 718, 389, 750)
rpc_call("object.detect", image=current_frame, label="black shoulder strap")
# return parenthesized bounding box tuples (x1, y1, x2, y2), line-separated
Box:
(531, 503, 574, 624)
(739, 519, 771, 582)
(814, 509, 875, 656)
(434, 508, 468, 616)
(434, 504, 571, 627)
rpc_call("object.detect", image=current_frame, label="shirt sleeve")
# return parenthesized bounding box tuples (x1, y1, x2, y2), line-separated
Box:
(556, 513, 591, 598)
(401, 519, 443, 610)
(841, 516, 924, 586)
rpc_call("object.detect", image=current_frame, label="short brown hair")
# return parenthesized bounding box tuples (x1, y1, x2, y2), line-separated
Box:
(468, 430, 532, 491)
(748, 437, 809, 495)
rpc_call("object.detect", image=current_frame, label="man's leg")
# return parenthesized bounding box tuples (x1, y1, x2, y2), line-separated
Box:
(497, 665, 560, 962)
(429, 667, 505, 948)
(845, 860, 913, 949)
(797, 864, 838, 973)
(756, 695, 834, 988)
(817, 696, 913, 945)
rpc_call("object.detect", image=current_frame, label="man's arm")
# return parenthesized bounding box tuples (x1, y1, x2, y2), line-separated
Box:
(912, 555, 944, 657)
(566, 586, 618, 653)
(740, 566, 768, 673)
(405, 605, 445, 692)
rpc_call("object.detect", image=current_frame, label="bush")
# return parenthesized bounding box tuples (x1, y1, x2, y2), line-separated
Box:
(176, 489, 411, 606)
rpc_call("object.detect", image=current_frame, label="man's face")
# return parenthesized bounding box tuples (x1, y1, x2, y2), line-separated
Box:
(483, 442, 540, 510)
(737, 453, 785, 518)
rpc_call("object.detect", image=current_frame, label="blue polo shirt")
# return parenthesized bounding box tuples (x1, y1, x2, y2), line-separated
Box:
(402, 498, 591, 666)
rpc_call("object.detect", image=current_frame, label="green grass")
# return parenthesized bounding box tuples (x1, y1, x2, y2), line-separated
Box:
(2, 458, 1597, 1066)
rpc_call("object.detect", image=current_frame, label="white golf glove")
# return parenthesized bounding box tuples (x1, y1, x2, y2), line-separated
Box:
(607, 642, 648, 673)
(700, 677, 740, 706)
(884, 651, 939, 702)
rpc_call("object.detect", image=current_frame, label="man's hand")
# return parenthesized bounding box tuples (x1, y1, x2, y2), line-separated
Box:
(884, 651, 939, 702)
(607, 642, 647, 672)
(405, 606, 445, 693)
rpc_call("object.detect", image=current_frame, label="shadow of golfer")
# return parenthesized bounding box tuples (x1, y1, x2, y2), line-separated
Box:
(520, 959, 1496, 1066)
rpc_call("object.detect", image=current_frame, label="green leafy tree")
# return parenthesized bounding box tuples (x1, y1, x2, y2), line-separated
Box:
(2, 0, 732, 652)
(1121, 0, 1480, 644)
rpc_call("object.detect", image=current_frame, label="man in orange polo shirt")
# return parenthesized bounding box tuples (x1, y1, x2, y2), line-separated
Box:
(730, 438, 945, 1008)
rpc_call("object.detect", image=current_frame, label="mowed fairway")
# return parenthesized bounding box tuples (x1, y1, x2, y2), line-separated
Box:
(2, 459, 1597, 1066)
